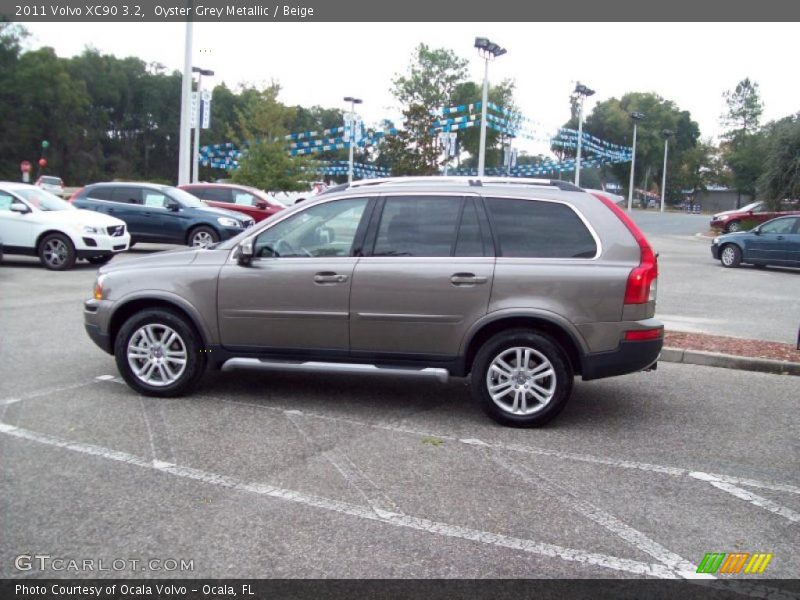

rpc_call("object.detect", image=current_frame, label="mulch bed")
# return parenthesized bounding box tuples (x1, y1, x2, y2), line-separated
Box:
(665, 331, 800, 363)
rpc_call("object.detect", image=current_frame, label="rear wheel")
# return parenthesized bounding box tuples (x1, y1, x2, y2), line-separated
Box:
(38, 233, 76, 270)
(188, 226, 219, 248)
(720, 244, 742, 268)
(114, 309, 207, 397)
(471, 329, 573, 427)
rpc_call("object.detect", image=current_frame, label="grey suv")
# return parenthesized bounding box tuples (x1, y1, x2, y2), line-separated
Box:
(84, 177, 662, 427)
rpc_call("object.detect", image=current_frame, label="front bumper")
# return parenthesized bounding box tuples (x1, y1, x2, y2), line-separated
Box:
(75, 231, 131, 256)
(84, 298, 114, 354)
(711, 243, 721, 260)
(581, 338, 663, 381)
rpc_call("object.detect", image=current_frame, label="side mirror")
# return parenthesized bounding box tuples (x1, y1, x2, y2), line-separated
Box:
(10, 202, 29, 214)
(753, 228, 761, 236)
(256, 200, 268, 210)
(236, 237, 254, 266)
(166, 201, 180, 212)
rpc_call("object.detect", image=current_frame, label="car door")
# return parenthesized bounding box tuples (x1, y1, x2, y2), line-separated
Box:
(745, 217, 797, 264)
(108, 187, 149, 239)
(217, 197, 372, 352)
(140, 189, 186, 243)
(349, 194, 494, 359)
(788, 218, 800, 266)
(0, 190, 36, 250)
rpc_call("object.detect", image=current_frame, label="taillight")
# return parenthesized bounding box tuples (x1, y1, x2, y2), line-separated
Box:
(590, 192, 658, 305)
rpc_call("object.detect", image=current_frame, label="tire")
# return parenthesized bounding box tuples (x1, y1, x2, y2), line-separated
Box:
(725, 221, 741, 233)
(114, 309, 207, 397)
(188, 225, 219, 248)
(87, 255, 113, 265)
(720, 244, 742, 268)
(38, 233, 76, 271)
(471, 329, 573, 427)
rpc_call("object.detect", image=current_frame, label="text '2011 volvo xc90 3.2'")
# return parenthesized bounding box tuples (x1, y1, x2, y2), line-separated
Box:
(83, 177, 662, 427)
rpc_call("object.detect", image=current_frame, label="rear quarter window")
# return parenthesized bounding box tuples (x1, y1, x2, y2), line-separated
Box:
(486, 197, 598, 259)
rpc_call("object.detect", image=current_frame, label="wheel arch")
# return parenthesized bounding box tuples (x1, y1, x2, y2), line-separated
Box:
(461, 312, 586, 377)
(108, 294, 211, 355)
(36, 228, 78, 250)
(185, 222, 221, 245)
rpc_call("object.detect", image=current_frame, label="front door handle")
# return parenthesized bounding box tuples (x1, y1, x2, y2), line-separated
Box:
(450, 273, 488, 285)
(314, 272, 349, 284)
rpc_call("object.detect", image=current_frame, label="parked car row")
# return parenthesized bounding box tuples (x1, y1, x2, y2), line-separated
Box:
(712, 215, 800, 268)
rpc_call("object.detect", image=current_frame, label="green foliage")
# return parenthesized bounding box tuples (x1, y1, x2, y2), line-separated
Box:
(563, 92, 701, 202)
(391, 43, 468, 109)
(381, 104, 441, 176)
(721, 78, 763, 139)
(230, 83, 312, 192)
(757, 114, 800, 209)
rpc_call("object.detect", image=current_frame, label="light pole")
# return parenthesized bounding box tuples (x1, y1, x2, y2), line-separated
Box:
(192, 67, 214, 184)
(660, 129, 673, 213)
(343, 96, 362, 183)
(627, 111, 645, 212)
(178, 22, 193, 185)
(474, 37, 506, 177)
(573, 83, 595, 187)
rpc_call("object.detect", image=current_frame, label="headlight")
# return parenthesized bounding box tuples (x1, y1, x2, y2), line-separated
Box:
(82, 225, 101, 234)
(217, 217, 240, 227)
(93, 274, 107, 300)
(713, 237, 720, 244)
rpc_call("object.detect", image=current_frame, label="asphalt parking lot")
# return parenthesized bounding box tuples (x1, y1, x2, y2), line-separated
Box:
(1, 216, 799, 586)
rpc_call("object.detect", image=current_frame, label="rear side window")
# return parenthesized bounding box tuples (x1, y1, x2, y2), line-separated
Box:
(486, 198, 597, 259)
(86, 187, 114, 201)
(110, 188, 143, 205)
(194, 187, 231, 203)
(373, 196, 462, 257)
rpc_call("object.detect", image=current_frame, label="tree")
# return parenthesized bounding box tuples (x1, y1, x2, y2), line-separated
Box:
(230, 83, 311, 192)
(757, 114, 800, 208)
(392, 44, 468, 110)
(720, 78, 765, 207)
(380, 104, 440, 176)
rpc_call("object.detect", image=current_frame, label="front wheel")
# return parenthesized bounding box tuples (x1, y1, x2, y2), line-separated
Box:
(38, 233, 76, 270)
(114, 309, 207, 397)
(471, 330, 573, 427)
(188, 226, 219, 248)
(720, 244, 742, 268)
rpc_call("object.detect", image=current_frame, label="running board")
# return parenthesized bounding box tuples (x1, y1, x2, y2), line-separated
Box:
(221, 358, 450, 383)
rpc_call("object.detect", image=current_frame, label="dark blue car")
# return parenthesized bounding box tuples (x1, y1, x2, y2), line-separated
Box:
(71, 182, 254, 247)
(711, 215, 800, 268)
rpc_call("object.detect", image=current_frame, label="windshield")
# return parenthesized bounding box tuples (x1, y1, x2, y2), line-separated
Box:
(740, 201, 763, 212)
(168, 187, 207, 208)
(40, 176, 63, 185)
(15, 187, 75, 211)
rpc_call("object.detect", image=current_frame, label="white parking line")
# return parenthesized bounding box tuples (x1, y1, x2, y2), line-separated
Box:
(0, 420, 678, 579)
(690, 472, 800, 523)
(491, 455, 708, 579)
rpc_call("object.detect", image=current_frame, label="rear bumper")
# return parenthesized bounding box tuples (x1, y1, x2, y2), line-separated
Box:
(581, 338, 663, 381)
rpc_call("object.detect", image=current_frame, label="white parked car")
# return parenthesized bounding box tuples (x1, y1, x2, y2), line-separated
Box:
(0, 182, 131, 270)
(36, 175, 66, 197)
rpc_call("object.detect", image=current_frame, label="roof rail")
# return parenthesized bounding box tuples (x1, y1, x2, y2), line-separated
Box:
(326, 176, 583, 192)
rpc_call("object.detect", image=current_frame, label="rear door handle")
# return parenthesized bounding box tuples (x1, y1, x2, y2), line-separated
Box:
(314, 272, 349, 284)
(450, 273, 488, 285)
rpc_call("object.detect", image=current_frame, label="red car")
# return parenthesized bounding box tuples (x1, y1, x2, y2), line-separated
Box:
(178, 183, 286, 222)
(710, 200, 800, 233)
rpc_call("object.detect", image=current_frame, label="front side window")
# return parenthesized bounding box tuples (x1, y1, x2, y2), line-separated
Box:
(143, 191, 170, 208)
(486, 198, 597, 259)
(111, 188, 142, 205)
(373, 196, 463, 257)
(760, 218, 797, 235)
(254, 198, 368, 258)
(233, 191, 257, 206)
(0, 192, 15, 211)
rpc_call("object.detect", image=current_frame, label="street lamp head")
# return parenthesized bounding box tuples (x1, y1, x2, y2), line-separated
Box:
(343, 96, 363, 105)
(574, 83, 595, 97)
(475, 37, 506, 59)
(661, 128, 673, 138)
(630, 111, 645, 121)
(192, 67, 214, 77)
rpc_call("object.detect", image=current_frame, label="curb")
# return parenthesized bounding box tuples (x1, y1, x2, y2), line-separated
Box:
(661, 347, 800, 377)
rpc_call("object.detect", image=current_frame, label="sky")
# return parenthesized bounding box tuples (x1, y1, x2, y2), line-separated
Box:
(20, 21, 800, 156)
